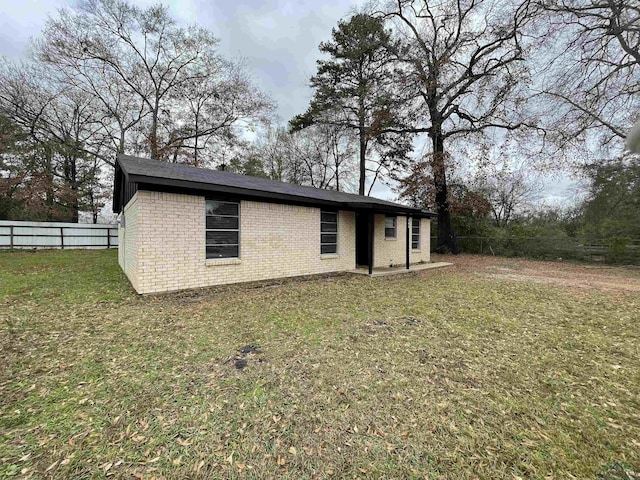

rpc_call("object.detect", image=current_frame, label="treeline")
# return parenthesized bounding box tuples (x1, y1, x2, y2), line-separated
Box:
(0, 0, 273, 222)
(0, 0, 638, 254)
(428, 153, 640, 263)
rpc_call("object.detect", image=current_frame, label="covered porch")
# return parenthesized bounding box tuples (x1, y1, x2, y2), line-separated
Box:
(349, 261, 453, 277)
(351, 207, 435, 275)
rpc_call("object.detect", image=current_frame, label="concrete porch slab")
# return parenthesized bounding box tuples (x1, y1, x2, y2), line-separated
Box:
(349, 261, 454, 277)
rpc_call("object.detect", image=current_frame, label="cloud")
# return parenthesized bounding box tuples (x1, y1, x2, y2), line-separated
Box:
(1, 0, 359, 123)
(165, 0, 359, 121)
(0, 0, 68, 58)
(0, 0, 583, 205)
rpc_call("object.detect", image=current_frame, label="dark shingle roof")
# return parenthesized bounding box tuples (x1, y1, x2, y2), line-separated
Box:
(114, 154, 435, 217)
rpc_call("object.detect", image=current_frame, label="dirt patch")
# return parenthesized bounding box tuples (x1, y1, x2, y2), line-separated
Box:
(221, 344, 266, 372)
(433, 254, 640, 294)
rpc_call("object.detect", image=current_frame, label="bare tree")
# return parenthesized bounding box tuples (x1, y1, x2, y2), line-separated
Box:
(36, 0, 272, 164)
(473, 167, 542, 227)
(0, 62, 108, 221)
(395, 159, 493, 221)
(244, 123, 357, 190)
(290, 124, 357, 190)
(538, 0, 639, 150)
(628, 119, 640, 153)
(166, 58, 273, 165)
(0, 0, 273, 221)
(249, 125, 298, 182)
(380, 0, 538, 252)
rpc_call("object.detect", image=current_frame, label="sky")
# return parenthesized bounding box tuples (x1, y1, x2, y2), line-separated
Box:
(0, 0, 579, 206)
(0, 0, 360, 121)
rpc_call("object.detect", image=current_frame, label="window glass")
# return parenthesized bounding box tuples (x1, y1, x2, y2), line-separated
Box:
(206, 245, 239, 259)
(321, 234, 337, 244)
(321, 222, 338, 232)
(411, 218, 420, 249)
(206, 201, 238, 216)
(206, 231, 239, 245)
(321, 210, 338, 254)
(206, 216, 239, 230)
(321, 212, 337, 223)
(206, 200, 239, 259)
(385, 215, 397, 239)
(321, 244, 337, 254)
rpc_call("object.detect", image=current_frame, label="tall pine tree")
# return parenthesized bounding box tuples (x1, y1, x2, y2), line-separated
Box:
(290, 14, 409, 195)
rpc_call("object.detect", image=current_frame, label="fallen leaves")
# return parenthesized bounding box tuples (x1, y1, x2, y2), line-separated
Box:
(2, 251, 640, 479)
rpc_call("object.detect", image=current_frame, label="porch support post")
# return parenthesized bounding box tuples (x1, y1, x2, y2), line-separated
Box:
(368, 211, 374, 275)
(406, 216, 410, 270)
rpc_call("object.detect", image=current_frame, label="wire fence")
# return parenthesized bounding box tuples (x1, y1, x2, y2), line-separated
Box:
(0, 220, 118, 250)
(431, 236, 640, 265)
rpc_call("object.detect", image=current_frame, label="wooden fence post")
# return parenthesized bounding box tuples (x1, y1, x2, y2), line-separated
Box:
(9, 225, 14, 249)
(107, 228, 111, 248)
(60, 227, 65, 249)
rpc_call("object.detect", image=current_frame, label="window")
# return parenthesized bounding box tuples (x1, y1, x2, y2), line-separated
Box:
(384, 215, 397, 239)
(320, 210, 338, 254)
(206, 200, 239, 259)
(411, 218, 420, 249)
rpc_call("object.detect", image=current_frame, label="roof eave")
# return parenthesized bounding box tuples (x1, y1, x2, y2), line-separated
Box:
(343, 201, 435, 217)
(130, 174, 346, 209)
(112, 162, 128, 214)
(118, 155, 437, 218)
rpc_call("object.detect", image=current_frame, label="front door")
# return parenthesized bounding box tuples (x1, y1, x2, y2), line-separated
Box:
(355, 213, 369, 266)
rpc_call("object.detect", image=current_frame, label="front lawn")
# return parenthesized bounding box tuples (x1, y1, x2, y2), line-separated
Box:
(1, 250, 639, 479)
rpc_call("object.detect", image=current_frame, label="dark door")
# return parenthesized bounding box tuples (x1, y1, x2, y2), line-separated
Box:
(355, 213, 369, 266)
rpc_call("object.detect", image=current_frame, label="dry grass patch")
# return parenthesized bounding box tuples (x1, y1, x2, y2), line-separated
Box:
(436, 253, 640, 294)
(1, 250, 639, 479)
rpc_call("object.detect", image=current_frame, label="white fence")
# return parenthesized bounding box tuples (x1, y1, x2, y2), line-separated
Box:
(0, 220, 118, 250)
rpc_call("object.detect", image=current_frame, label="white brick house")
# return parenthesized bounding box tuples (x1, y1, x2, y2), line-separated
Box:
(113, 155, 435, 294)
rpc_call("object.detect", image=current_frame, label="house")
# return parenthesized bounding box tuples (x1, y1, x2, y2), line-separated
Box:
(113, 154, 435, 294)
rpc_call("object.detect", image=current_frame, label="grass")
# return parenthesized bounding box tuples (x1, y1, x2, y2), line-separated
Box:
(1, 249, 639, 479)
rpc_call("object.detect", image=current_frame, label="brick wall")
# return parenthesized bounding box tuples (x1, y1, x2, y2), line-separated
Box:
(373, 214, 430, 268)
(420, 218, 431, 262)
(118, 192, 140, 292)
(125, 190, 356, 294)
(118, 190, 432, 294)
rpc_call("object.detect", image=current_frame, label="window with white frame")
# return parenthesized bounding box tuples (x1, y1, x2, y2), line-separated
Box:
(411, 218, 420, 249)
(384, 215, 397, 239)
(205, 200, 239, 259)
(320, 210, 338, 254)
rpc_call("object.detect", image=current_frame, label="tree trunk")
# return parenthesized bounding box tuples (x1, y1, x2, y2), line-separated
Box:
(149, 98, 160, 159)
(358, 131, 366, 195)
(430, 129, 457, 253)
(358, 94, 367, 196)
(68, 157, 79, 223)
(43, 146, 55, 221)
(194, 109, 200, 167)
(118, 129, 126, 154)
(150, 116, 158, 159)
